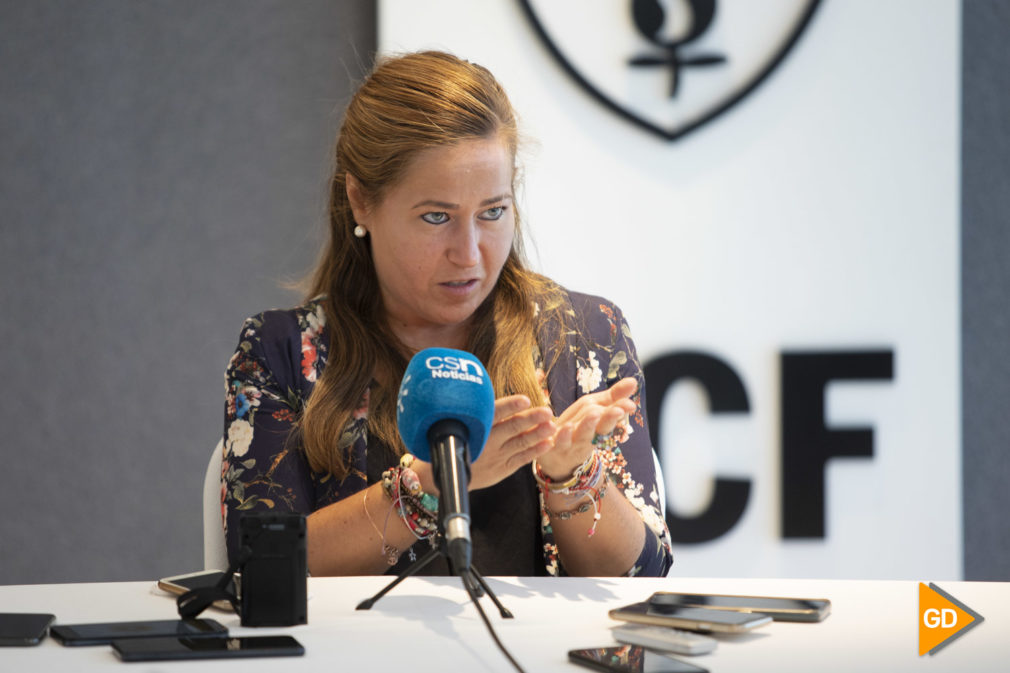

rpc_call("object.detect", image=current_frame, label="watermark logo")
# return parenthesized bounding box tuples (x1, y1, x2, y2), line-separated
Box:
(918, 582, 984, 656)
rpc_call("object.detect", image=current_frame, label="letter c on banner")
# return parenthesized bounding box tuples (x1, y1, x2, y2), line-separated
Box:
(643, 351, 752, 544)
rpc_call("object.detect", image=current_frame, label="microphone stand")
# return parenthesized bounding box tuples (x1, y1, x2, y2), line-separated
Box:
(355, 532, 513, 618)
(358, 427, 512, 618)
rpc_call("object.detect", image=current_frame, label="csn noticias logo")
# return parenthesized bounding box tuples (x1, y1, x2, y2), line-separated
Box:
(424, 354, 485, 384)
(918, 583, 984, 656)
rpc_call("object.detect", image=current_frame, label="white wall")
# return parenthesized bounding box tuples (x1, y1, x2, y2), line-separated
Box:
(380, 0, 960, 580)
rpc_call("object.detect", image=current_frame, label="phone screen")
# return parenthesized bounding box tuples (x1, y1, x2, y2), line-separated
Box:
(51, 618, 227, 646)
(649, 592, 830, 621)
(113, 635, 304, 661)
(569, 646, 708, 673)
(0, 613, 56, 646)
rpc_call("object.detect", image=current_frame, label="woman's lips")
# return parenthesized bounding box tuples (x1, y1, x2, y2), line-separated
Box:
(439, 279, 479, 294)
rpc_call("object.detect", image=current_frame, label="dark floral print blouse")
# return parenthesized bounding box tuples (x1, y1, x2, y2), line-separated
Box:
(221, 289, 673, 576)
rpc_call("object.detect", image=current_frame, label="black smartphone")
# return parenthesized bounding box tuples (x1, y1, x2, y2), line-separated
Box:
(0, 613, 56, 646)
(569, 645, 708, 673)
(649, 591, 831, 622)
(609, 601, 772, 633)
(112, 635, 304, 661)
(50, 618, 227, 646)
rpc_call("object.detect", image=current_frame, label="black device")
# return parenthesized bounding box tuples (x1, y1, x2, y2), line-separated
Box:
(159, 570, 235, 594)
(568, 646, 709, 673)
(159, 570, 238, 611)
(112, 635, 304, 661)
(49, 618, 227, 646)
(0, 613, 56, 646)
(609, 601, 772, 633)
(649, 591, 831, 622)
(239, 512, 307, 626)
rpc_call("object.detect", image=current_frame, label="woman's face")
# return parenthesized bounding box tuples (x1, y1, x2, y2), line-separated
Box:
(348, 137, 515, 350)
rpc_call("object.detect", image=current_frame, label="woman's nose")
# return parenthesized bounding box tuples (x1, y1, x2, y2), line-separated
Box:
(447, 220, 481, 267)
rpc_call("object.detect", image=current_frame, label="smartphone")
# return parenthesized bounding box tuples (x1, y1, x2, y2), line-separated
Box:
(50, 618, 227, 646)
(0, 613, 56, 646)
(649, 591, 830, 622)
(112, 635, 304, 661)
(158, 570, 239, 611)
(608, 601, 771, 633)
(569, 645, 708, 673)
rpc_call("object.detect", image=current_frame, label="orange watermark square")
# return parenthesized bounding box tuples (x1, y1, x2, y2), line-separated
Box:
(918, 582, 984, 656)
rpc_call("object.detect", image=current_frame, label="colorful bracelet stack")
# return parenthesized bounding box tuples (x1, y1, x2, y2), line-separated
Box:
(381, 453, 439, 542)
(532, 447, 610, 537)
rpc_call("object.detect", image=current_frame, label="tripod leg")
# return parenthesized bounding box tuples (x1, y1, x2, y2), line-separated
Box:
(467, 565, 514, 619)
(355, 545, 442, 610)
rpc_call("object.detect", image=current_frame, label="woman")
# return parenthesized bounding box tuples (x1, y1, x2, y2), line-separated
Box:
(222, 50, 672, 577)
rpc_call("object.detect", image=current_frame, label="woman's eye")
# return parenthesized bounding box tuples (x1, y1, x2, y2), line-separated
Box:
(421, 212, 449, 224)
(479, 206, 506, 221)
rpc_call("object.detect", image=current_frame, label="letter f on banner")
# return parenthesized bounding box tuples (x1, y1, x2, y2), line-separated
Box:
(918, 583, 984, 655)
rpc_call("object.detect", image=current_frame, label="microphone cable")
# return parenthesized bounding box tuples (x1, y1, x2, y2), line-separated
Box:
(460, 569, 527, 673)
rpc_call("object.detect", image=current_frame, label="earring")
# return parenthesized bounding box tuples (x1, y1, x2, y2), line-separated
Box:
(353, 225, 366, 238)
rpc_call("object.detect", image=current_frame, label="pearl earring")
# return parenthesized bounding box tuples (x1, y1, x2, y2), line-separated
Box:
(353, 225, 366, 238)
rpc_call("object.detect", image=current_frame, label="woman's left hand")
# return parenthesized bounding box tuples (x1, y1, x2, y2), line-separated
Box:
(534, 377, 638, 480)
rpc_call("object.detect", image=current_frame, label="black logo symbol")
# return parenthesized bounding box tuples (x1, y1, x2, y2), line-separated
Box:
(519, 0, 822, 141)
(629, 0, 726, 98)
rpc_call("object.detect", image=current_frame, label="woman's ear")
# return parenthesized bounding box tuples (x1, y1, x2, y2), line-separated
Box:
(345, 173, 370, 225)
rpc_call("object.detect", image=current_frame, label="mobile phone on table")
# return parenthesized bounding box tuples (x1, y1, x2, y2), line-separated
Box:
(112, 635, 304, 661)
(50, 618, 227, 646)
(649, 591, 830, 622)
(0, 613, 56, 646)
(158, 570, 239, 611)
(569, 645, 708, 673)
(611, 624, 717, 655)
(609, 601, 771, 633)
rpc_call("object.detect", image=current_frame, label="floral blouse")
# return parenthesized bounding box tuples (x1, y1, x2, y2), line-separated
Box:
(221, 289, 673, 577)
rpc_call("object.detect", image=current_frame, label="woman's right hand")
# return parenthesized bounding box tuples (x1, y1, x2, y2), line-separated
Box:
(469, 394, 556, 490)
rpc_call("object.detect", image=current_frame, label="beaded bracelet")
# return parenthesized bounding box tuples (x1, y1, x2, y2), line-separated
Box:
(591, 429, 620, 451)
(532, 449, 603, 495)
(543, 478, 610, 537)
(534, 447, 612, 536)
(382, 456, 438, 541)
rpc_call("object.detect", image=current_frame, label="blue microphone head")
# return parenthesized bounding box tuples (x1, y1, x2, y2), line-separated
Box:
(397, 348, 495, 463)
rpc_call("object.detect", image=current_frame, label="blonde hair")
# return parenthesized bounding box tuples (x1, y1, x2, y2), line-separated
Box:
(301, 51, 564, 479)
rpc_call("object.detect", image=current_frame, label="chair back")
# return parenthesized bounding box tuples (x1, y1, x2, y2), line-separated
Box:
(203, 439, 229, 570)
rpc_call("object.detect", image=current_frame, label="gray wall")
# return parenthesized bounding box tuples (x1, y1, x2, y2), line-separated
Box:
(0, 1, 375, 583)
(0, 0, 1007, 584)
(962, 0, 1010, 582)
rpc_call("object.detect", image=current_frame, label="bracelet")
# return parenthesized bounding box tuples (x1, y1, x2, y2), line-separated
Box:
(382, 457, 438, 540)
(543, 478, 610, 537)
(591, 429, 620, 451)
(532, 449, 601, 494)
(535, 447, 610, 536)
(362, 487, 398, 565)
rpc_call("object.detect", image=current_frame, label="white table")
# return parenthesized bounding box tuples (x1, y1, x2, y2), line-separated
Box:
(1, 576, 1007, 671)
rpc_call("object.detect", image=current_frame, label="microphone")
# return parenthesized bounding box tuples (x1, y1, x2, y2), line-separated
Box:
(396, 348, 495, 573)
